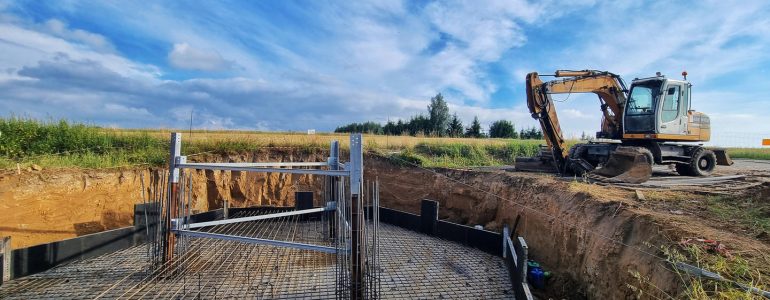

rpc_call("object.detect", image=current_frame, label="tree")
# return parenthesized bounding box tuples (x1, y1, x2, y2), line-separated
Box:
(465, 116, 482, 138)
(489, 120, 517, 138)
(334, 121, 382, 134)
(395, 120, 406, 135)
(383, 120, 397, 135)
(519, 126, 544, 139)
(427, 93, 450, 137)
(408, 114, 431, 136)
(447, 114, 463, 137)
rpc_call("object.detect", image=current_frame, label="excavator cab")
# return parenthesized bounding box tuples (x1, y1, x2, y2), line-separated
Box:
(622, 74, 709, 142)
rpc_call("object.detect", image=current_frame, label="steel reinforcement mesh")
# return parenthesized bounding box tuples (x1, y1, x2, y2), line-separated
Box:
(0, 211, 513, 299)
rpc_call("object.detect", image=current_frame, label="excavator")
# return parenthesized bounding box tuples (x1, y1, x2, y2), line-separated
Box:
(525, 70, 732, 183)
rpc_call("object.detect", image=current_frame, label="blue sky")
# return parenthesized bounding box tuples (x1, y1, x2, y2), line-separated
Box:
(1, 0, 769, 145)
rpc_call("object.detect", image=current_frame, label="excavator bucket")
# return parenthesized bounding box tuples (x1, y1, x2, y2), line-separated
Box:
(710, 148, 734, 166)
(589, 147, 652, 184)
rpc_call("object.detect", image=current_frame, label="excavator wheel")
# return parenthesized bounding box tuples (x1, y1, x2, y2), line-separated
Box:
(676, 148, 716, 176)
(589, 146, 653, 184)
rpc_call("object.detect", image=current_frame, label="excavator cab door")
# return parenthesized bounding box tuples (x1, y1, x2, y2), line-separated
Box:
(658, 81, 688, 135)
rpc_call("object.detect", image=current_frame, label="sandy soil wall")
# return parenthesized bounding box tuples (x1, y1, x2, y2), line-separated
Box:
(0, 149, 327, 249)
(365, 157, 680, 299)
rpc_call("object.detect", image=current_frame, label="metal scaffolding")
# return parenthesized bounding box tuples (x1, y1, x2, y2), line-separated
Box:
(143, 133, 380, 299)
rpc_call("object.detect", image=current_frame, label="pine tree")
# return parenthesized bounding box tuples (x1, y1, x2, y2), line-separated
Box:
(465, 116, 482, 138)
(447, 114, 463, 137)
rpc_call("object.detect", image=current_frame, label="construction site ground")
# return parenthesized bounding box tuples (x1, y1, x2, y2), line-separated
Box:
(0, 215, 513, 299)
(1, 152, 768, 298)
(512, 158, 770, 251)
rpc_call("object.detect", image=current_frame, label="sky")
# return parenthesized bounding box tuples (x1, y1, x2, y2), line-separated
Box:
(1, 0, 769, 146)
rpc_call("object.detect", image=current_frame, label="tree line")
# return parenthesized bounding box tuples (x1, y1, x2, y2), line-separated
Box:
(334, 93, 543, 139)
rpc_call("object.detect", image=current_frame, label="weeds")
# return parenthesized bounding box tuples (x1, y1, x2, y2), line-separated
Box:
(627, 241, 769, 299)
(706, 196, 770, 236)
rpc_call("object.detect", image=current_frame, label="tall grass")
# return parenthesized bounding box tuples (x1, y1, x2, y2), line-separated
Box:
(726, 148, 770, 160)
(1, 117, 767, 169)
(390, 141, 541, 167)
(0, 117, 166, 169)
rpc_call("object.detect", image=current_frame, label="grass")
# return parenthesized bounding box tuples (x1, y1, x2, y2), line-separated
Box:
(0, 118, 542, 169)
(627, 241, 769, 299)
(706, 195, 770, 237)
(726, 148, 770, 160)
(388, 141, 542, 168)
(1, 117, 768, 170)
(0, 118, 167, 169)
(626, 191, 770, 298)
(671, 245, 767, 299)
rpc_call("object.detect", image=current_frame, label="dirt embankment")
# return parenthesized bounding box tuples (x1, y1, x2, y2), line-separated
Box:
(0, 149, 327, 249)
(365, 156, 770, 299)
(0, 168, 150, 248)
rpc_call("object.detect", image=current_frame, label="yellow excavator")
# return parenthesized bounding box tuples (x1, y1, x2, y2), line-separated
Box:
(525, 70, 732, 183)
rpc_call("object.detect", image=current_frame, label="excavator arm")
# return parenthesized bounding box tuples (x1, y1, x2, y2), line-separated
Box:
(526, 70, 628, 171)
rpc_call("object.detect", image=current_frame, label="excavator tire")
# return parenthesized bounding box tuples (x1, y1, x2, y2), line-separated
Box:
(589, 146, 653, 184)
(676, 148, 716, 176)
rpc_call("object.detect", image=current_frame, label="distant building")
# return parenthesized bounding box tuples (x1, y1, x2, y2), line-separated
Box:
(307, 129, 316, 135)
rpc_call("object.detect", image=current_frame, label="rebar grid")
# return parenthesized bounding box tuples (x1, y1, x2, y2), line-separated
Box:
(0, 221, 513, 299)
(377, 225, 514, 299)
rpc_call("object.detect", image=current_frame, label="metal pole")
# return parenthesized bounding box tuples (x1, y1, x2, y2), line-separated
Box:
(329, 140, 339, 239)
(351, 193, 362, 299)
(163, 133, 182, 264)
(223, 200, 229, 219)
(349, 134, 364, 300)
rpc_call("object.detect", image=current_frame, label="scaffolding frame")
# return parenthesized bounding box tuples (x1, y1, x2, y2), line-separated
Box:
(153, 133, 378, 299)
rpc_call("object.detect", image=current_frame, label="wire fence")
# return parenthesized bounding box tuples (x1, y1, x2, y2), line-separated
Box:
(706, 132, 770, 148)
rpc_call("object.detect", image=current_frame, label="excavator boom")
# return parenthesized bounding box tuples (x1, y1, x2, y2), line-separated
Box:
(525, 70, 654, 183)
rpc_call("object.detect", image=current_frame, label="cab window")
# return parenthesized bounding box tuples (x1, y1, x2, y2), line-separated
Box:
(627, 86, 655, 115)
(661, 85, 680, 122)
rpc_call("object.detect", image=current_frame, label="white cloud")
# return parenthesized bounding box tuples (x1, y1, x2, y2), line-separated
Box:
(170, 105, 235, 130)
(563, 1, 770, 82)
(103, 103, 153, 116)
(43, 19, 115, 53)
(1, 0, 768, 147)
(0, 22, 159, 81)
(168, 43, 236, 72)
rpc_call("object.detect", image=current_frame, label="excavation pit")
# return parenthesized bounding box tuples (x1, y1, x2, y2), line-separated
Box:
(0, 209, 514, 299)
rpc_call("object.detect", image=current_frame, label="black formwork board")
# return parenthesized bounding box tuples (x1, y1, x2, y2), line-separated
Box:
(420, 200, 438, 235)
(189, 208, 224, 223)
(505, 236, 533, 300)
(295, 192, 314, 210)
(379, 207, 421, 231)
(11, 226, 145, 279)
(435, 220, 502, 256)
(377, 205, 502, 256)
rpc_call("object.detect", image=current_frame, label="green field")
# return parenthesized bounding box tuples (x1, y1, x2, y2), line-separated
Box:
(1, 118, 768, 169)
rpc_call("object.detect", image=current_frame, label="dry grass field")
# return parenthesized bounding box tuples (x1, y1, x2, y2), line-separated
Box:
(1, 119, 767, 170)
